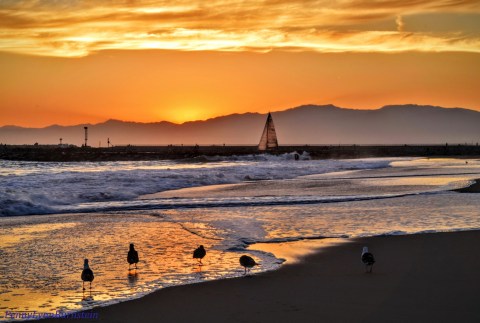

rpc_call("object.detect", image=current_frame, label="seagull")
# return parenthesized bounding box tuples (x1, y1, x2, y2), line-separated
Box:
(361, 247, 375, 273)
(127, 243, 139, 269)
(239, 255, 257, 275)
(81, 259, 94, 291)
(193, 245, 206, 264)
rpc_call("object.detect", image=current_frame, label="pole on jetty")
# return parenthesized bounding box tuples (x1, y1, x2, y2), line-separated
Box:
(107, 138, 110, 148)
(84, 127, 88, 147)
(59, 138, 62, 145)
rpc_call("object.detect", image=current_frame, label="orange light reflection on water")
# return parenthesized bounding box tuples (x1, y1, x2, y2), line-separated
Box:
(0, 213, 257, 315)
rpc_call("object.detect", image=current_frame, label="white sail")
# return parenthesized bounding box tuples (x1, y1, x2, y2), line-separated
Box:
(258, 113, 278, 151)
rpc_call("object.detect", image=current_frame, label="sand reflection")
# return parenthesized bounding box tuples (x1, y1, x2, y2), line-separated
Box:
(127, 271, 139, 287)
(249, 239, 348, 264)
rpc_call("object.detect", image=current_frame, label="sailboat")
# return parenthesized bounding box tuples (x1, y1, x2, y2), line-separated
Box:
(258, 112, 278, 151)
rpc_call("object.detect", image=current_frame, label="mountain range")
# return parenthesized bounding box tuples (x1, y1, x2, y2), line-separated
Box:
(1, 104, 480, 145)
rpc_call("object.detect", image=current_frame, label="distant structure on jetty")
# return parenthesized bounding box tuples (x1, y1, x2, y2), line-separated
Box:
(83, 127, 89, 147)
(258, 113, 278, 151)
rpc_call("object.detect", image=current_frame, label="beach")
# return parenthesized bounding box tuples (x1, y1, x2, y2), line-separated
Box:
(42, 230, 480, 323)
(1, 157, 480, 322)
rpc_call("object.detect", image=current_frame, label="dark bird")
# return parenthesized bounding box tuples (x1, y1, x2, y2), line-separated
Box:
(127, 243, 139, 269)
(193, 245, 206, 264)
(239, 255, 257, 274)
(361, 247, 375, 273)
(81, 259, 94, 291)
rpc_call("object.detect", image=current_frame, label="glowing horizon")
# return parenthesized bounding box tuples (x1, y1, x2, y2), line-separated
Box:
(3, 102, 480, 129)
(1, 1, 479, 127)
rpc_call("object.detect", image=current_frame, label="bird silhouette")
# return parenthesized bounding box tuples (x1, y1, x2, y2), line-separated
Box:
(361, 247, 375, 273)
(193, 245, 206, 264)
(240, 255, 257, 274)
(81, 259, 94, 291)
(127, 243, 139, 269)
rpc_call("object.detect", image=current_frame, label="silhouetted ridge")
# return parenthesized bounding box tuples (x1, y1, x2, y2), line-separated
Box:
(1, 104, 479, 145)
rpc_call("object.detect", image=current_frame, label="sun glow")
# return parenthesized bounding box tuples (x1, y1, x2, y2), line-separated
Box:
(163, 107, 209, 124)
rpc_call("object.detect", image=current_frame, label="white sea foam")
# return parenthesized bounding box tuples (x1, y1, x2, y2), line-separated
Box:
(0, 155, 395, 216)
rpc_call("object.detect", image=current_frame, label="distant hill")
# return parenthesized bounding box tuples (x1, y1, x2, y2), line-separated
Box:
(1, 104, 480, 145)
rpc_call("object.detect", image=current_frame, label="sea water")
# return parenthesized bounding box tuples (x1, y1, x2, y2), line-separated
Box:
(1, 155, 480, 320)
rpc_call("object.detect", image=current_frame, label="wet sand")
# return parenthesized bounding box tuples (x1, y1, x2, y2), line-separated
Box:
(454, 179, 480, 193)
(42, 230, 480, 323)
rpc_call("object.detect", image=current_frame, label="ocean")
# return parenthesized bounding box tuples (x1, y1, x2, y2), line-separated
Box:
(1, 154, 480, 320)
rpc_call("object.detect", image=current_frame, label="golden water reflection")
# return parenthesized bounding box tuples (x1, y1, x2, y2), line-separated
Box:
(0, 223, 78, 248)
(0, 213, 261, 316)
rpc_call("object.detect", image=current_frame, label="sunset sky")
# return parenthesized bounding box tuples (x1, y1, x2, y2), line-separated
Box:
(1, 0, 479, 127)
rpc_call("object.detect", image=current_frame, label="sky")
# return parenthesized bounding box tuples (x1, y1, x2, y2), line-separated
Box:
(1, 0, 479, 127)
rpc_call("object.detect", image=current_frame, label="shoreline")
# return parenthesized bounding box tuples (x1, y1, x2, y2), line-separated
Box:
(40, 230, 480, 323)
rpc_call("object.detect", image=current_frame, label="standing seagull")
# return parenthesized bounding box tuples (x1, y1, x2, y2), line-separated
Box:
(193, 245, 206, 264)
(239, 255, 257, 275)
(127, 243, 139, 269)
(81, 259, 94, 291)
(361, 247, 375, 273)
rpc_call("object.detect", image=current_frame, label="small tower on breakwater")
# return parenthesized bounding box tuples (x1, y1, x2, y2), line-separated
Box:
(83, 127, 88, 147)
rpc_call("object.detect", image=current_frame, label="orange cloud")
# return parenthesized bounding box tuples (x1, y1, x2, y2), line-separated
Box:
(0, 0, 479, 57)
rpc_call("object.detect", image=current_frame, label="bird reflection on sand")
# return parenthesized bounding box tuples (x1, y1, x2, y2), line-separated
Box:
(193, 270, 205, 281)
(127, 271, 139, 286)
(81, 289, 94, 303)
(193, 263, 203, 273)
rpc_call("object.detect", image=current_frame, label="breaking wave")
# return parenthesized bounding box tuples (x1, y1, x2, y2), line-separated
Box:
(0, 155, 396, 216)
